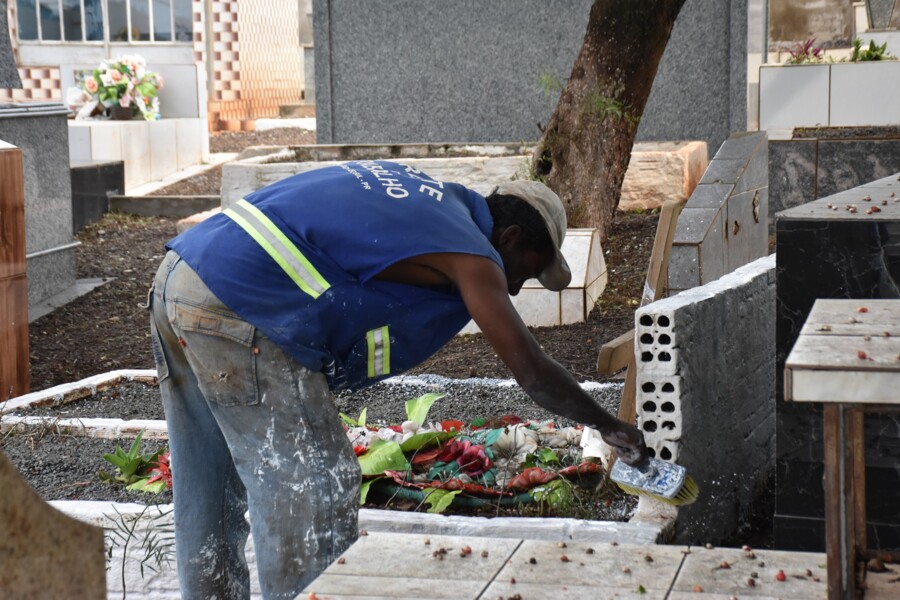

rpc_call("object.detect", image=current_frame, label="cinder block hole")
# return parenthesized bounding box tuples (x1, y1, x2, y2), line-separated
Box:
(661, 401, 675, 412)
(639, 315, 653, 326)
(658, 351, 672, 362)
(661, 382, 675, 393)
(658, 315, 670, 327)
(662, 421, 676, 430)
(658, 334, 671, 345)
(648, 447, 656, 458)
(640, 333, 654, 344)
(641, 382, 655, 393)
(641, 351, 653, 362)
(660, 446, 672, 460)
(642, 420, 658, 432)
(642, 401, 657, 412)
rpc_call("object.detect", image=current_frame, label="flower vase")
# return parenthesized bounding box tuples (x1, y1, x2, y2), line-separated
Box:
(109, 105, 135, 121)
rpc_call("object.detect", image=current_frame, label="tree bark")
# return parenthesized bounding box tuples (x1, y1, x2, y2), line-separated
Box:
(533, 0, 686, 236)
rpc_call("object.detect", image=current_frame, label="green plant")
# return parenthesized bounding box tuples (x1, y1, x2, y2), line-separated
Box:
(105, 503, 175, 600)
(849, 38, 893, 62)
(537, 72, 564, 97)
(99, 430, 169, 493)
(582, 83, 640, 126)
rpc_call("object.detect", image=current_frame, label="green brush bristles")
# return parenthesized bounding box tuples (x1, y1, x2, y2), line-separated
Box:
(615, 474, 700, 506)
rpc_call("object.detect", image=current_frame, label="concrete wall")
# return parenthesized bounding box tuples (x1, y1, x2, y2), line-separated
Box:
(669, 131, 769, 295)
(0, 0, 20, 88)
(636, 254, 776, 544)
(0, 103, 77, 307)
(312, 0, 748, 158)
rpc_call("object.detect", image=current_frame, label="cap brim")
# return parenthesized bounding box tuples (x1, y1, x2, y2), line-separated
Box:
(538, 251, 571, 291)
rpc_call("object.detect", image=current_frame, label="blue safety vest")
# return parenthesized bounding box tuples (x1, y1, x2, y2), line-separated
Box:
(168, 160, 502, 390)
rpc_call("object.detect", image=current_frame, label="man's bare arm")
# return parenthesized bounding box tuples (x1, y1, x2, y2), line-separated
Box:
(422, 253, 647, 465)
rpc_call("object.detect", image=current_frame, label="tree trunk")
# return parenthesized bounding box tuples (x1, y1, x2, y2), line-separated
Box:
(533, 0, 686, 236)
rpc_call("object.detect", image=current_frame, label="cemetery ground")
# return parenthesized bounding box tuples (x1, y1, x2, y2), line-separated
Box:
(8, 126, 669, 522)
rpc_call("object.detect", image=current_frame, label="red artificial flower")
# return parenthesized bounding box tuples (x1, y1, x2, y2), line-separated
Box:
(353, 445, 368, 457)
(440, 420, 464, 433)
(506, 466, 558, 491)
(436, 439, 493, 478)
(145, 451, 173, 489)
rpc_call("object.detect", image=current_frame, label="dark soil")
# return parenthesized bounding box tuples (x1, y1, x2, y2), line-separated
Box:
(16, 126, 657, 515)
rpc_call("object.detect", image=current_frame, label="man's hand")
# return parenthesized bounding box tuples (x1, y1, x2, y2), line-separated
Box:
(600, 421, 649, 467)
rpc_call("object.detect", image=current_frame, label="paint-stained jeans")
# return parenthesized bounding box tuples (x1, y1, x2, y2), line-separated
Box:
(148, 251, 360, 600)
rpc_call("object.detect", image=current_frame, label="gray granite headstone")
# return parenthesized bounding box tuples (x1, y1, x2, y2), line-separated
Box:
(0, 0, 22, 88)
(313, 0, 748, 158)
(0, 103, 77, 307)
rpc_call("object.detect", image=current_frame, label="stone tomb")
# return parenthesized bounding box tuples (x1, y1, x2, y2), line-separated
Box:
(668, 131, 769, 296)
(775, 172, 900, 551)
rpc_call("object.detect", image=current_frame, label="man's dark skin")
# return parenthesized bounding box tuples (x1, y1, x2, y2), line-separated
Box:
(376, 223, 649, 466)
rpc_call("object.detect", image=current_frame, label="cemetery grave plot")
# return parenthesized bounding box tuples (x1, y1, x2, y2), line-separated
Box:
(2, 377, 637, 521)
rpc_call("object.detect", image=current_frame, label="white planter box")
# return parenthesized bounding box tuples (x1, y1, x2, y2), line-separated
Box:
(68, 118, 210, 192)
(759, 62, 900, 131)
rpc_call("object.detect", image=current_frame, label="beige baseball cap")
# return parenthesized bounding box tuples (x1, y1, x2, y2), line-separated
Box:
(490, 180, 571, 291)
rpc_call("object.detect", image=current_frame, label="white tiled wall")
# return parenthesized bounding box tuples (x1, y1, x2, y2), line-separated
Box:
(759, 62, 900, 130)
(68, 118, 210, 191)
(830, 62, 900, 126)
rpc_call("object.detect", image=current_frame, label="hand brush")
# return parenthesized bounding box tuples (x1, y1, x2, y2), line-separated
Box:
(610, 457, 699, 506)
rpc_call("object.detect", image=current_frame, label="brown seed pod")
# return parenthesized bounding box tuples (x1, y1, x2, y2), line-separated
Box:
(336, 557, 346, 565)
(644, 554, 654, 562)
(747, 578, 756, 587)
(622, 566, 631, 574)
(858, 306, 869, 313)
(560, 555, 570, 562)
(858, 350, 868, 360)
(481, 550, 489, 558)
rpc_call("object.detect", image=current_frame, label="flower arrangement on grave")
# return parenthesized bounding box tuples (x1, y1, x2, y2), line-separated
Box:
(71, 54, 163, 120)
(344, 393, 619, 515)
(97, 393, 625, 516)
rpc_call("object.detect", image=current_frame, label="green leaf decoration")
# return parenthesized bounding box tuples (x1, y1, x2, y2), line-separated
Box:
(399, 431, 453, 452)
(422, 488, 461, 514)
(339, 408, 367, 428)
(359, 477, 384, 504)
(532, 479, 573, 508)
(404, 393, 444, 426)
(537, 448, 561, 464)
(427, 461, 460, 480)
(127, 478, 167, 494)
(356, 439, 410, 476)
(470, 417, 487, 428)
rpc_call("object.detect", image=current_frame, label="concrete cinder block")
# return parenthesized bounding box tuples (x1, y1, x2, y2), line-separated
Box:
(636, 254, 776, 544)
(636, 374, 683, 461)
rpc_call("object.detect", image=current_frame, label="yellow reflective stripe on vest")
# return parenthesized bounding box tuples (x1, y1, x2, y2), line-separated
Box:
(366, 326, 391, 378)
(224, 199, 330, 299)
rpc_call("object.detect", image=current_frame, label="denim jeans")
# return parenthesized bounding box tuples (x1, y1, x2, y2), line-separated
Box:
(149, 251, 360, 600)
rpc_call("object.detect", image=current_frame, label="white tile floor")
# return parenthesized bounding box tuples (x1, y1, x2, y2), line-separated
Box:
(303, 532, 900, 600)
